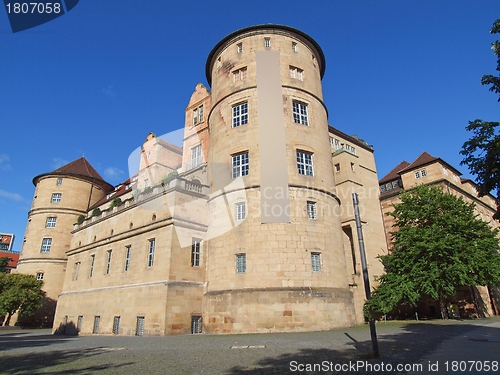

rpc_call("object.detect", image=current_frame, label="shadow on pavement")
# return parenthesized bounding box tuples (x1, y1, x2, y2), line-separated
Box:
(226, 321, 499, 374)
(0, 334, 74, 351)
(1, 347, 134, 375)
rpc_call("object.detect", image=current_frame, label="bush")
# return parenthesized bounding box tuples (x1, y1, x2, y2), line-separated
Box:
(91, 208, 101, 217)
(110, 197, 122, 208)
(77, 215, 85, 225)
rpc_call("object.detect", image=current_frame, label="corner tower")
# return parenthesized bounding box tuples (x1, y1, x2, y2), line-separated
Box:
(17, 157, 113, 326)
(204, 25, 356, 333)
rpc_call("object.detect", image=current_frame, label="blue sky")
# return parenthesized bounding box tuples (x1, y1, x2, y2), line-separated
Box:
(0, 1, 499, 252)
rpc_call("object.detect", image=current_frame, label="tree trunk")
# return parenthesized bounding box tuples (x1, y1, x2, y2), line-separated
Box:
(439, 297, 448, 320)
(4, 312, 12, 326)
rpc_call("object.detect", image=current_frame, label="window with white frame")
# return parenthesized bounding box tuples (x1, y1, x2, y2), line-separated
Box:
(191, 238, 201, 267)
(289, 66, 304, 81)
(232, 152, 249, 178)
(307, 201, 317, 220)
(264, 38, 270, 48)
(147, 239, 155, 267)
(40, 238, 52, 253)
(232, 67, 247, 82)
(237, 43, 242, 53)
(236, 202, 246, 221)
(45, 217, 57, 228)
(124, 246, 131, 272)
(89, 255, 95, 277)
(329, 137, 335, 148)
(36, 272, 44, 280)
(190, 144, 202, 169)
(105, 250, 112, 275)
(51, 193, 61, 203)
(311, 252, 321, 272)
(415, 169, 426, 179)
(232, 102, 248, 127)
(292, 101, 308, 125)
(296, 150, 314, 176)
(421, 168, 427, 177)
(193, 104, 204, 125)
(57, 178, 63, 185)
(199, 105, 204, 122)
(414, 171, 421, 179)
(236, 253, 246, 274)
(335, 139, 341, 150)
(292, 42, 298, 52)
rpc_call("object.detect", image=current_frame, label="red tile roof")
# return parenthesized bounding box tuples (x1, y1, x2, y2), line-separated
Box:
(379, 161, 410, 184)
(0, 252, 19, 268)
(398, 151, 439, 173)
(53, 157, 105, 181)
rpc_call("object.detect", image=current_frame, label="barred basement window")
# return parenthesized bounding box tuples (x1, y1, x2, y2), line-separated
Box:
(93, 316, 100, 334)
(311, 252, 321, 272)
(46, 217, 57, 228)
(77, 316, 83, 332)
(236, 253, 246, 274)
(191, 238, 201, 267)
(191, 316, 202, 334)
(112, 316, 120, 334)
(307, 201, 317, 220)
(136, 316, 145, 336)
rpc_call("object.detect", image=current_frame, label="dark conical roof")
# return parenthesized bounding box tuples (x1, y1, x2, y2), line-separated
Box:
(33, 157, 113, 192)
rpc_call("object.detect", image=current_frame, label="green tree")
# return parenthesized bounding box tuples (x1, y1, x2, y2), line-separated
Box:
(0, 257, 11, 273)
(0, 273, 45, 326)
(365, 185, 500, 319)
(460, 19, 500, 218)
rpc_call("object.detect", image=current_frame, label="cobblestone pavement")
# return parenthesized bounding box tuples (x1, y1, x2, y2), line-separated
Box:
(1, 317, 499, 374)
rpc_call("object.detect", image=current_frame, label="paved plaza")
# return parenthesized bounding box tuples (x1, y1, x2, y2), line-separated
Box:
(1, 317, 499, 374)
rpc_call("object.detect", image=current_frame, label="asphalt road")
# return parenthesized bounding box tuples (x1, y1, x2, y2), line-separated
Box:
(1, 317, 499, 374)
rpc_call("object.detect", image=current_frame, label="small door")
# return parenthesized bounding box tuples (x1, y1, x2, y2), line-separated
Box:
(191, 316, 202, 334)
(136, 316, 145, 336)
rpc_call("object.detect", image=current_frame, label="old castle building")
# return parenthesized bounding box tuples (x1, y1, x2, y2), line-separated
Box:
(379, 151, 500, 317)
(17, 25, 388, 335)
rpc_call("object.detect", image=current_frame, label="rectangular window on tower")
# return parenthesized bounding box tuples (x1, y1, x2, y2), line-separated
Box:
(232, 152, 249, 178)
(232, 102, 248, 127)
(292, 101, 308, 125)
(296, 150, 314, 176)
(191, 238, 201, 267)
(147, 239, 155, 267)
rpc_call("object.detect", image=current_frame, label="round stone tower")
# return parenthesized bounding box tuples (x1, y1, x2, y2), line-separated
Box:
(204, 25, 356, 333)
(17, 157, 112, 326)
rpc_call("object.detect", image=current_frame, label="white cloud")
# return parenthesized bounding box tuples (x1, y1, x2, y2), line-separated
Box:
(0, 189, 24, 202)
(0, 154, 12, 171)
(104, 167, 124, 179)
(102, 84, 116, 98)
(51, 157, 69, 170)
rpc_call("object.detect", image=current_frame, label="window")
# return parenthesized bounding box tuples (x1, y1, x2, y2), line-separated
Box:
(311, 252, 321, 272)
(40, 238, 52, 253)
(329, 137, 335, 148)
(296, 150, 314, 176)
(105, 250, 112, 275)
(191, 316, 202, 334)
(45, 217, 57, 228)
(414, 171, 421, 179)
(93, 316, 100, 334)
(379, 185, 386, 193)
(232, 152, 249, 178)
(136, 316, 145, 336)
(113, 316, 120, 334)
(421, 168, 427, 177)
(36, 272, 44, 280)
(335, 139, 341, 150)
(89, 255, 95, 277)
(57, 178, 63, 185)
(232, 67, 247, 82)
(193, 104, 204, 125)
(77, 316, 83, 332)
(124, 246, 131, 272)
(307, 201, 317, 220)
(190, 144, 202, 169)
(236, 202, 246, 221)
(232, 102, 248, 127)
(443, 167, 448, 176)
(292, 42, 298, 52)
(334, 163, 340, 173)
(237, 43, 242, 53)
(73, 262, 81, 281)
(147, 239, 155, 267)
(191, 238, 201, 267)
(385, 183, 392, 191)
(289, 66, 304, 81)
(264, 37, 270, 48)
(51, 193, 61, 203)
(236, 253, 246, 274)
(292, 101, 308, 125)
(392, 181, 399, 189)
